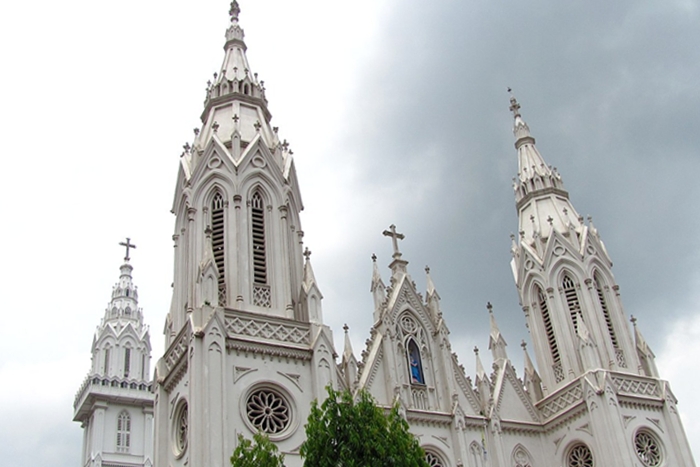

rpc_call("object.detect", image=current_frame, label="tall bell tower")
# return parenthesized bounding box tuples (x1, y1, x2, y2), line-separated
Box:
(153, 3, 337, 467)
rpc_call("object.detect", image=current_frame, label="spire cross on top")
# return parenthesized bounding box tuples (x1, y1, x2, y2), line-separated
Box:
(303, 247, 312, 261)
(508, 87, 521, 118)
(521, 340, 528, 351)
(229, 0, 240, 22)
(119, 238, 136, 261)
(382, 224, 405, 259)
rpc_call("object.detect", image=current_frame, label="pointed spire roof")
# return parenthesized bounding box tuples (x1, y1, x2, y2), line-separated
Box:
(302, 247, 318, 290)
(104, 238, 143, 324)
(425, 266, 438, 297)
(342, 323, 355, 362)
(474, 346, 487, 380)
(487, 302, 508, 361)
(370, 253, 384, 291)
(508, 91, 583, 248)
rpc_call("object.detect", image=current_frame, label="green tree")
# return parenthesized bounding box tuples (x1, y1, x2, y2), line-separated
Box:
(230, 432, 286, 467)
(300, 387, 429, 467)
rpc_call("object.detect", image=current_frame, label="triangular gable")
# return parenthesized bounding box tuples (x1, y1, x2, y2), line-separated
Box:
(581, 228, 613, 266)
(357, 334, 384, 394)
(188, 136, 237, 188)
(491, 362, 540, 423)
(541, 229, 583, 270)
(235, 135, 286, 185)
(451, 356, 482, 416)
(385, 276, 435, 335)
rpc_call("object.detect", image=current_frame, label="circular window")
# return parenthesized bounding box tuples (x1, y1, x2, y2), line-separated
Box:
(173, 400, 188, 457)
(400, 315, 417, 334)
(567, 443, 593, 467)
(425, 451, 445, 467)
(246, 387, 290, 434)
(635, 430, 662, 466)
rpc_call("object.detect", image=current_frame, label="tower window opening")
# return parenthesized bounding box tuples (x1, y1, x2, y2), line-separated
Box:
(116, 411, 131, 453)
(594, 275, 618, 348)
(537, 286, 560, 364)
(103, 348, 110, 375)
(124, 348, 131, 378)
(562, 275, 581, 332)
(212, 193, 226, 306)
(251, 192, 267, 285)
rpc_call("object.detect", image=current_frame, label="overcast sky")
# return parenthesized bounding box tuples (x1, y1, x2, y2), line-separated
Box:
(1, 0, 698, 465)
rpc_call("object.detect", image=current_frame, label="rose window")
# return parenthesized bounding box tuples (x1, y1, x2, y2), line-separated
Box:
(567, 444, 593, 467)
(635, 431, 662, 466)
(425, 452, 444, 467)
(246, 388, 290, 434)
(174, 401, 188, 455)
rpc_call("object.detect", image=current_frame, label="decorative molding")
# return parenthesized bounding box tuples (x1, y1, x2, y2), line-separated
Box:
(278, 371, 303, 391)
(623, 415, 636, 428)
(233, 366, 258, 383)
(611, 375, 661, 398)
(227, 340, 312, 361)
(224, 313, 310, 345)
(539, 384, 583, 419)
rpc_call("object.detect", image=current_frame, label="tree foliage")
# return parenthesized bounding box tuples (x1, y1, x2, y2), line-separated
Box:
(300, 387, 429, 467)
(231, 432, 286, 467)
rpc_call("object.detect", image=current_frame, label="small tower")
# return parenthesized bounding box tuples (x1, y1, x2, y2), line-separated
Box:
(73, 239, 154, 467)
(508, 93, 638, 393)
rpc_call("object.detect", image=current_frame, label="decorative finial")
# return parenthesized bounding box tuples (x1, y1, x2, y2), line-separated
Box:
(382, 224, 405, 259)
(204, 225, 212, 237)
(212, 121, 219, 132)
(232, 114, 239, 123)
(254, 121, 262, 132)
(303, 247, 312, 261)
(371, 253, 377, 262)
(630, 315, 637, 326)
(343, 323, 349, 333)
(547, 216, 554, 226)
(487, 302, 493, 313)
(474, 346, 480, 355)
(425, 266, 430, 274)
(194, 128, 200, 136)
(521, 340, 527, 351)
(119, 237, 136, 261)
(508, 88, 521, 118)
(229, 0, 240, 22)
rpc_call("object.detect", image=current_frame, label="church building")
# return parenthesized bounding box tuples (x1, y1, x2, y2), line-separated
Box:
(75, 2, 696, 467)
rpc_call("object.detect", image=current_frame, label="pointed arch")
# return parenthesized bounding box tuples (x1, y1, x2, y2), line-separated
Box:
(250, 187, 271, 307)
(470, 441, 485, 467)
(103, 345, 111, 375)
(534, 283, 561, 373)
(512, 444, 533, 467)
(211, 190, 227, 306)
(407, 338, 425, 385)
(561, 272, 582, 333)
(593, 270, 625, 367)
(116, 410, 131, 453)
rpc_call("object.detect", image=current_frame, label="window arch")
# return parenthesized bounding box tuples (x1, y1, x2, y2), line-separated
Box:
(116, 411, 131, 453)
(251, 190, 271, 307)
(562, 274, 582, 332)
(470, 441, 485, 467)
(124, 347, 131, 378)
(512, 444, 533, 467)
(566, 443, 593, 467)
(103, 347, 111, 375)
(593, 272, 625, 367)
(211, 192, 227, 306)
(425, 449, 447, 467)
(407, 338, 425, 385)
(535, 284, 562, 382)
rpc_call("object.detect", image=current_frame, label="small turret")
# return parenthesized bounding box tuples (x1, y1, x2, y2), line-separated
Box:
(487, 302, 508, 363)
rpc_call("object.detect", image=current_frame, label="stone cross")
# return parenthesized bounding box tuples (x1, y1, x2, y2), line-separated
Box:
(303, 247, 312, 261)
(119, 238, 136, 261)
(382, 224, 405, 259)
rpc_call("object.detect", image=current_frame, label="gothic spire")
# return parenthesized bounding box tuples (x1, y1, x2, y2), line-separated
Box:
(487, 302, 508, 362)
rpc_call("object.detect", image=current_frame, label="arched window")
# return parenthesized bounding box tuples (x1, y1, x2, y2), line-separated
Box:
(407, 339, 425, 385)
(562, 274, 581, 332)
(594, 273, 621, 356)
(251, 190, 271, 307)
(116, 411, 131, 453)
(103, 347, 111, 375)
(211, 192, 226, 306)
(425, 450, 446, 467)
(566, 443, 593, 467)
(536, 285, 562, 382)
(124, 348, 131, 378)
(470, 441, 484, 467)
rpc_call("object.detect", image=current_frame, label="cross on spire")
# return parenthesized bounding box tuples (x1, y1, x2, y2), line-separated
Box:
(382, 224, 405, 259)
(119, 238, 136, 261)
(229, 0, 240, 22)
(303, 247, 312, 261)
(508, 87, 521, 118)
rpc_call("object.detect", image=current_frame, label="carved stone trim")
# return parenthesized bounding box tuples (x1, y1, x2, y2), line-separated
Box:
(226, 340, 312, 361)
(224, 311, 311, 346)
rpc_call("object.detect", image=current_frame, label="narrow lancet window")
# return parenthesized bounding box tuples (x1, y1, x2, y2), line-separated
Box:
(212, 193, 226, 306)
(251, 191, 271, 307)
(562, 274, 581, 332)
(537, 285, 563, 382)
(124, 348, 131, 378)
(594, 274, 618, 347)
(104, 348, 110, 375)
(407, 339, 425, 385)
(116, 411, 131, 453)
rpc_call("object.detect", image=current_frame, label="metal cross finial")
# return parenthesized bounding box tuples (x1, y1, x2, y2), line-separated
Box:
(508, 88, 521, 118)
(119, 238, 136, 261)
(425, 266, 430, 274)
(521, 340, 527, 351)
(630, 315, 637, 326)
(382, 224, 405, 259)
(487, 302, 493, 313)
(229, 0, 240, 22)
(371, 253, 377, 262)
(232, 114, 239, 123)
(343, 323, 349, 333)
(473, 346, 479, 355)
(303, 247, 312, 261)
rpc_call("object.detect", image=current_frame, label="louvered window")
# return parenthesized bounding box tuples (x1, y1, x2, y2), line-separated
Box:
(116, 411, 131, 453)
(594, 275, 617, 347)
(103, 348, 110, 374)
(212, 193, 226, 306)
(251, 192, 267, 285)
(124, 348, 131, 378)
(537, 286, 560, 365)
(562, 275, 581, 332)
(251, 191, 270, 307)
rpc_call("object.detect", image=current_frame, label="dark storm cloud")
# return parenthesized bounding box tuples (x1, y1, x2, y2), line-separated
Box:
(317, 0, 700, 360)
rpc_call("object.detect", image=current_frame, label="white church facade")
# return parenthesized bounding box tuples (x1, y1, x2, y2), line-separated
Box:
(75, 2, 696, 467)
